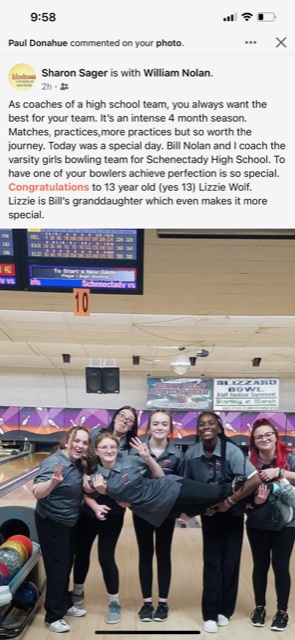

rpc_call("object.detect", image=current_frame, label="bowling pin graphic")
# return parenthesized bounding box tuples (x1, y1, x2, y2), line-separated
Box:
(225, 422, 237, 433)
(48, 419, 60, 429)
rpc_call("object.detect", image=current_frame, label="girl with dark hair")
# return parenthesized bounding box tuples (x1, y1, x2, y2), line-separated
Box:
(90, 406, 138, 449)
(72, 406, 138, 624)
(183, 411, 260, 634)
(132, 410, 184, 622)
(246, 418, 295, 632)
(33, 427, 90, 634)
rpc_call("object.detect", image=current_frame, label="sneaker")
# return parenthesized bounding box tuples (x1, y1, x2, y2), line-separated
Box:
(280, 478, 290, 487)
(154, 603, 169, 622)
(70, 591, 84, 606)
(106, 601, 121, 624)
(250, 606, 266, 627)
(272, 479, 294, 501)
(278, 482, 295, 508)
(271, 610, 288, 631)
(45, 619, 70, 633)
(270, 484, 294, 523)
(138, 603, 154, 621)
(66, 605, 87, 617)
(276, 499, 293, 524)
(203, 620, 218, 633)
(217, 614, 229, 626)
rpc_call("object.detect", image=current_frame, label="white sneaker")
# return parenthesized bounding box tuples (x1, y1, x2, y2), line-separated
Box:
(280, 478, 290, 486)
(66, 605, 87, 617)
(279, 481, 295, 508)
(218, 614, 229, 626)
(203, 620, 218, 633)
(45, 619, 70, 633)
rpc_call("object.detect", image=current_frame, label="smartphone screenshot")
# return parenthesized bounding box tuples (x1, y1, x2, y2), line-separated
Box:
(1, 1, 293, 228)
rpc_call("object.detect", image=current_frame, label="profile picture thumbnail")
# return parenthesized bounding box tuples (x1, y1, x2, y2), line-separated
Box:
(8, 63, 36, 91)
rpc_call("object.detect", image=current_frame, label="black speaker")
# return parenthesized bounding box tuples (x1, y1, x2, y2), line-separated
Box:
(102, 367, 120, 394)
(85, 367, 120, 394)
(85, 367, 102, 393)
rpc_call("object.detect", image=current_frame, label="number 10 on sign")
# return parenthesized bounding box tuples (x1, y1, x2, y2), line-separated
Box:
(73, 289, 90, 316)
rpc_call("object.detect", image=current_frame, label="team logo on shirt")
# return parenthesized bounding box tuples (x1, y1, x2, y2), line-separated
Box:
(162, 460, 171, 468)
(121, 473, 130, 484)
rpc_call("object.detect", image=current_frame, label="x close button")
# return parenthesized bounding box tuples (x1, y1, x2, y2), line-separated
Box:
(276, 37, 287, 47)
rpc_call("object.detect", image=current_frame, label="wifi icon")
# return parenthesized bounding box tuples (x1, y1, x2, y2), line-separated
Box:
(242, 12, 253, 21)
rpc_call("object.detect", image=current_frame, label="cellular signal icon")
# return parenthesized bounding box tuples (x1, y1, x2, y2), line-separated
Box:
(223, 13, 237, 21)
(241, 12, 253, 21)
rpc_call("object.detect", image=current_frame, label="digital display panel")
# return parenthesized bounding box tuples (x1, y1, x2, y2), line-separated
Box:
(19, 229, 144, 294)
(0, 229, 20, 289)
(27, 229, 137, 259)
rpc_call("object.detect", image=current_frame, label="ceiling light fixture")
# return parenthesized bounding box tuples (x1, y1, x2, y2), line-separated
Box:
(171, 354, 191, 375)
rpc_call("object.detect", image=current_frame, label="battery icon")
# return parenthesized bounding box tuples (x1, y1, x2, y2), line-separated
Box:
(257, 12, 276, 21)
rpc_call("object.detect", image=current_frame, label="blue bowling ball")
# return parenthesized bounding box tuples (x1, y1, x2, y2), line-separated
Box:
(13, 581, 39, 608)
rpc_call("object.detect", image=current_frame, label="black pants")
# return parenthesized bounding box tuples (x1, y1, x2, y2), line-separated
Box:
(169, 477, 229, 518)
(201, 512, 244, 621)
(246, 525, 295, 612)
(73, 510, 125, 595)
(133, 514, 175, 600)
(35, 512, 75, 624)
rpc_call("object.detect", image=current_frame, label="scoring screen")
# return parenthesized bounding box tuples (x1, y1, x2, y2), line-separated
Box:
(0, 229, 18, 288)
(22, 228, 143, 294)
(27, 229, 138, 259)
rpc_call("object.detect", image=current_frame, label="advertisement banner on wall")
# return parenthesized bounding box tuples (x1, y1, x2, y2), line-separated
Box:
(146, 377, 213, 410)
(213, 378, 279, 411)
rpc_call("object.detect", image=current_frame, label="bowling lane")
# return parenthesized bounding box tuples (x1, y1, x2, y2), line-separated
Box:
(0, 454, 48, 486)
(0, 479, 37, 508)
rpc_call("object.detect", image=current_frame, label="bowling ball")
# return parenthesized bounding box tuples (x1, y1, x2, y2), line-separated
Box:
(0, 562, 10, 586)
(7, 535, 33, 558)
(13, 581, 39, 608)
(1, 541, 28, 564)
(0, 548, 23, 578)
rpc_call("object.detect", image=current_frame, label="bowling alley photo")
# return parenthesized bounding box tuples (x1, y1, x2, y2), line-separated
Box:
(1, 228, 295, 639)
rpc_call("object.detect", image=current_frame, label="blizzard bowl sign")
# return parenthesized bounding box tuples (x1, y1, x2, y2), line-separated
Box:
(213, 378, 279, 412)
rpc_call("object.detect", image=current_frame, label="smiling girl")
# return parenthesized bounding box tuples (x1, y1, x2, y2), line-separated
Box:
(246, 418, 295, 631)
(33, 427, 90, 634)
(132, 410, 184, 622)
(184, 411, 260, 634)
(72, 406, 138, 624)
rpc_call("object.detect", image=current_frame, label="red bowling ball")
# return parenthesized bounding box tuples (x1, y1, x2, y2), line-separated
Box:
(0, 562, 10, 586)
(7, 535, 33, 558)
